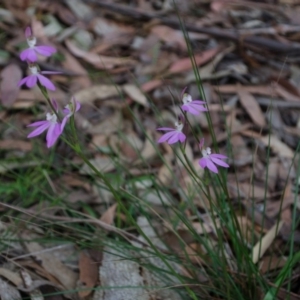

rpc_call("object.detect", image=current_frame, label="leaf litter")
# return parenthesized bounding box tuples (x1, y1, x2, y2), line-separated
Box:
(1, 0, 300, 299)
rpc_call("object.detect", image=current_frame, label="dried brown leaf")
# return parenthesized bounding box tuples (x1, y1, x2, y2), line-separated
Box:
(64, 0, 94, 21)
(238, 182, 270, 199)
(92, 17, 134, 40)
(238, 87, 266, 127)
(87, 111, 122, 135)
(0, 277, 21, 300)
(215, 85, 274, 96)
(78, 252, 98, 299)
(0, 161, 41, 174)
(56, 3, 77, 25)
(274, 83, 300, 102)
(80, 157, 115, 175)
(100, 203, 117, 225)
(260, 255, 287, 274)
(18, 89, 66, 103)
(109, 132, 143, 162)
(20, 270, 44, 300)
(236, 216, 256, 243)
(19, 260, 62, 287)
(186, 45, 235, 83)
(66, 39, 136, 69)
(192, 219, 221, 235)
(264, 158, 279, 192)
(157, 154, 174, 185)
(151, 25, 186, 50)
(123, 84, 148, 107)
(252, 221, 283, 264)
(0, 140, 32, 152)
(134, 131, 157, 164)
(61, 175, 91, 192)
(265, 196, 293, 220)
(139, 190, 172, 206)
(24, 240, 78, 290)
(93, 246, 149, 300)
(141, 79, 163, 92)
(211, 0, 230, 12)
(90, 134, 108, 150)
(0, 64, 22, 107)
(231, 135, 253, 166)
(275, 77, 300, 97)
(260, 134, 294, 158)
(74, 85, 120, 104)
(177, 142, 193, 168)
(0, 268, 23, 286)
(169, 47, 221, 74)
(59, 46, 91, 89)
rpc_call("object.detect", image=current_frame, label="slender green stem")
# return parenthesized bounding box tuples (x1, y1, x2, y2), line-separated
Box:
(38, 83, 61, 121)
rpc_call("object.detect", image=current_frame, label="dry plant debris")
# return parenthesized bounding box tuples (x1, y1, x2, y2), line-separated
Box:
(1, 0, 300, 299)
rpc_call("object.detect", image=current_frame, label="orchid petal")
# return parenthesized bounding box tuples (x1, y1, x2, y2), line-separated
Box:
(41, 71, 62, 75)
(210, 154, 228, 159)
(26, 75, 38, 88)
(37, 74, 55, 90)
(180, 87, 188, 99)
(63, 108, 71, 115)
(20, 49, 32, 61)
(157, 127, 175, 131)
(27, 120, 48, 127)
(168, 132, 181, 144)
(27, 49, 37, 62)
(75, 100, 81, 112)
(35, 45, 56, 56)
(181, 104, 200, 115)
(28, 122, 50, 138)
(54, 123, 62, 136)
(199, 158, 207, 169)
(190, 103, 207, 111)
(182, 102, 207, 115)
(199, 138, 205, 149)
(25, 27, 32, 38)
(206, 159, 218, 173)
(158, 131, 176, 143)
(18, 76, 29, 87)
(158, 132, 174, 143)
(64, 98, 81, 117)
(46, 123, 61, 148)
(178, 132, 186, 143)
(51, 99, 58, 112)
(210, 157, 229, 168)
(61, 117, 68, 133)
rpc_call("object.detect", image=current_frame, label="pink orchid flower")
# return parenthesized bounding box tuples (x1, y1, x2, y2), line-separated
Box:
(61, 97, 81, 131)
(157, 120, 186, 144)
(18, 64, 59, 91)
(198, 138, 229, 173)
(27, 100, 62, 148)
(181, 92, 207, 115)
(20, 27, 56, 62)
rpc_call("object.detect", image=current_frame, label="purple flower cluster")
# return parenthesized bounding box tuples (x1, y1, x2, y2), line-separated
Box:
(19, 27, 58, 91)
(27, 98, 80, 148)
(157, 89, 229, 174)
(157, 120, 186, 144)
(19, 27, 80, 148)
(181, 92, 207, 115)
(198, 138, 229, 174)
(18, 64, 58, 91)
